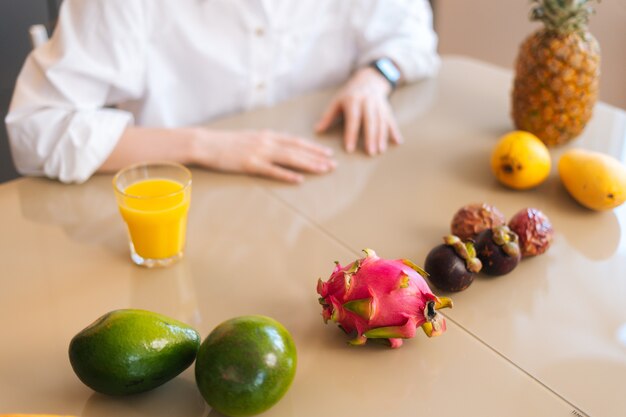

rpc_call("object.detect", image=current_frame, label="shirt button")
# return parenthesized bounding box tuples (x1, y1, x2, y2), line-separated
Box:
(256, 82, 266, 90)
(255, 27, 265, 37)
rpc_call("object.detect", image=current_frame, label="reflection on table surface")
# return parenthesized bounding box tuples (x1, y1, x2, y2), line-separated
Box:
(1, 57, 625, 417)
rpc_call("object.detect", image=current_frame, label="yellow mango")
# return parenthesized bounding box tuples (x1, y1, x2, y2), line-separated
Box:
(558, 149, 626, 210)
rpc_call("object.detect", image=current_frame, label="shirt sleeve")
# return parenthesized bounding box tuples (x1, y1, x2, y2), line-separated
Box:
(352, 0, 440, 82)
(5, 0, 147, 183)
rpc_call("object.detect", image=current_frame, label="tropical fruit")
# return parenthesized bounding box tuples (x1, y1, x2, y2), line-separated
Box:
(558, 149, 626, 210)
(450, 203, 506, 241)
(508, 208, 554, 257)
(491, 131, 551, 190)
(195, 316, 297, 417)
(474, 226, 521, 276)
(425, 236, 482, 292)
(512, 0, 600, 146)
(69, 309, 200, 395)
(317, 249, 452, 348)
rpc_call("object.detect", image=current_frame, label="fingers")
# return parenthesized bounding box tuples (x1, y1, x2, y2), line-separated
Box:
(193, 129, 337, 184)
(276, 134, 333, 157)
(315, 100, 341, 133)
(388, 115, 404, 145)
(378, 108, 388, 153)
(311, 96, 405, 159)
(247, 132, 337, 184)
(273, 133, 336, 172)
(363, 100, 378, 155)
(363, 101, 405, 155)
(251, 148, 335, 184)
(328, 95, 402, 156)
(317, 96, 363, 154)
(273, 147, 336, 174)
(343, 99, 361, 153)
(255, 162, 305, 184)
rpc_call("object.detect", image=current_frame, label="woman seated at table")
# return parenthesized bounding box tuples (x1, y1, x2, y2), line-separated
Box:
(5, 0, 439, 184)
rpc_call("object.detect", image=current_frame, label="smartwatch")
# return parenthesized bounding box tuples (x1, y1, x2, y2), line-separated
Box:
(370, 58, 401, 90)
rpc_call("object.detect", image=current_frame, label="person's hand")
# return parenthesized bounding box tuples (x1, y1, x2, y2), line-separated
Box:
(190, 128, 336, 184)
(315, 67, 404, 155)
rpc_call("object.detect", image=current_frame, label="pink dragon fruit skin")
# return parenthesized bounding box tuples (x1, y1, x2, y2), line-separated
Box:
(317, 249, 453, 348)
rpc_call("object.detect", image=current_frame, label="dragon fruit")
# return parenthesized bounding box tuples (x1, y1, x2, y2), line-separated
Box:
(317, 249, 453, 348)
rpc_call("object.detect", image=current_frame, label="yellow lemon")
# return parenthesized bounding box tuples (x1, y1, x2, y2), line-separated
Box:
(491, 131, 551, 190)
(558, 149, 626, 210)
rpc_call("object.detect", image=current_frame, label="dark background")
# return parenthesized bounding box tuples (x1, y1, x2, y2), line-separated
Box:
(0, 0, 60, 183)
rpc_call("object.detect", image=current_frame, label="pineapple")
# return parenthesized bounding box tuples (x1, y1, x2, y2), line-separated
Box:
(512, 0, 600, 146)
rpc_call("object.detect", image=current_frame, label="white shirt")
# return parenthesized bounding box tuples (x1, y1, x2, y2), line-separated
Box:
(6, 0, 440, 183)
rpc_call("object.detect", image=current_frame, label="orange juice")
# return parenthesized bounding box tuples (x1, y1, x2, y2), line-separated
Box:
(118, 178, 190, 259)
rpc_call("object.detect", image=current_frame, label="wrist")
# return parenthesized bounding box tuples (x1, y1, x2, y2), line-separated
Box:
(355, 67, 393, 96)
(186, 127, 225, 168)
(185, 127, 207, 166)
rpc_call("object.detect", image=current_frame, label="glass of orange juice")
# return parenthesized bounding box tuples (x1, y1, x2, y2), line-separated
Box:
(113, 162, 192, 268)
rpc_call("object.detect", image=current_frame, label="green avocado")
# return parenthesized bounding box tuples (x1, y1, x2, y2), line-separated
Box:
(195, 315, 297, 417)
(68, 309, 200, 395)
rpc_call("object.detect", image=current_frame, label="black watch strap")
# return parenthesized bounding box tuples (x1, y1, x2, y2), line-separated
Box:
(370, 58, 401, 90)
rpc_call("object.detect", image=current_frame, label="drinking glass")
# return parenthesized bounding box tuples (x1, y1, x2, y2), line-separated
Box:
(113, 162, 192, 267)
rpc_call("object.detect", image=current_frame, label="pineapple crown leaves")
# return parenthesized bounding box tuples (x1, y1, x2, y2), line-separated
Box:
(530, 0, 599, 34)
